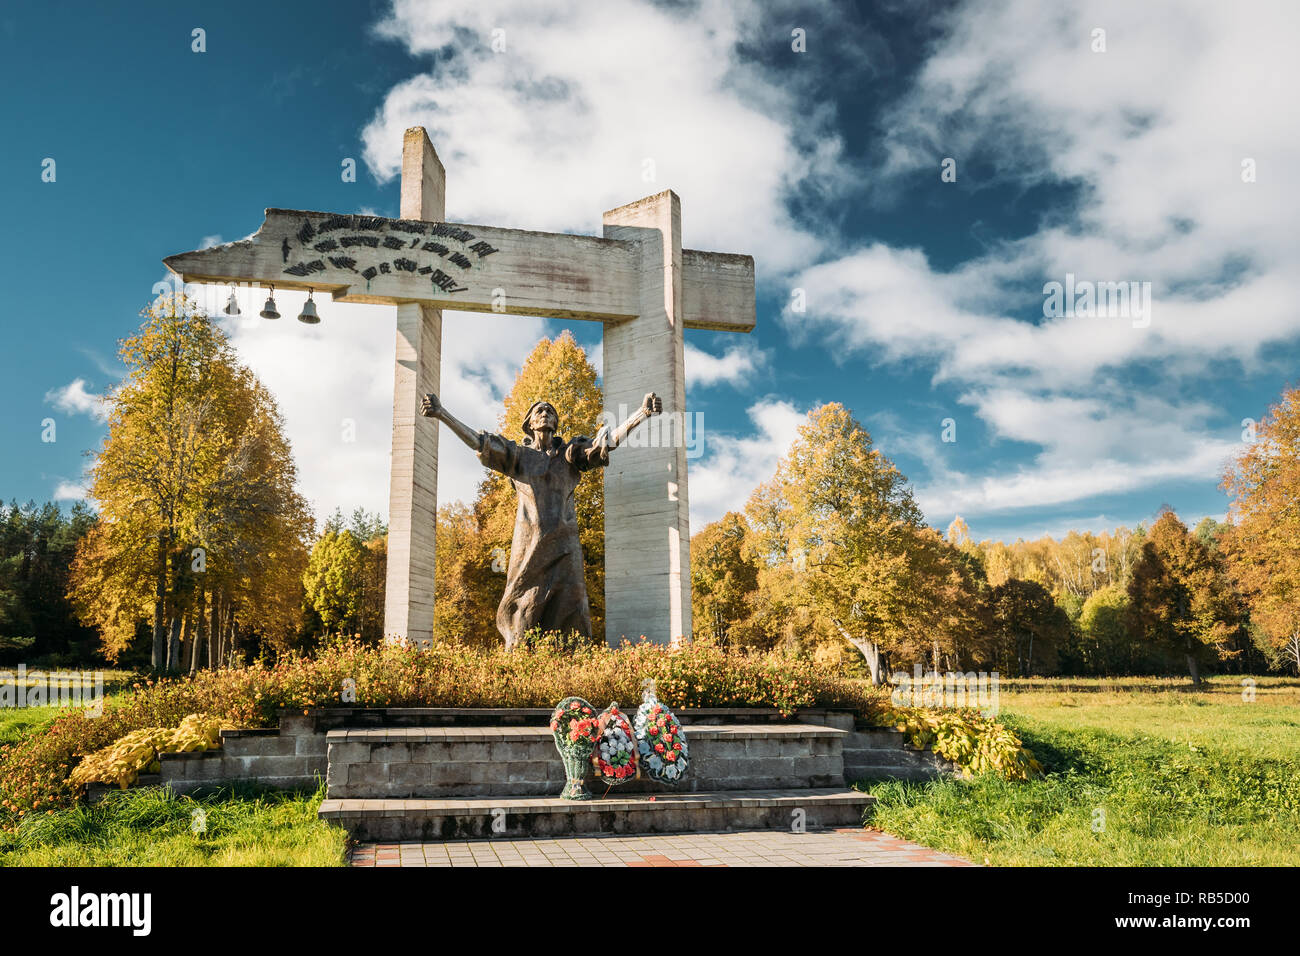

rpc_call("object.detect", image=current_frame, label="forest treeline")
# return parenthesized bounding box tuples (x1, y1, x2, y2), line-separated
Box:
(4, 298, 1298, 682)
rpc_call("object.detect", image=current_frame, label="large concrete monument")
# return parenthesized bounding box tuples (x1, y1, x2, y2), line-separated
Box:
(164, 127, 755, 646)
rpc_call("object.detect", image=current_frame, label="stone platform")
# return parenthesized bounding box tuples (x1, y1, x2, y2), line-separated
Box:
(319, 788, 875, 841)
(325, 723, 848, 798)
(155, 706, 951, 796)
(843, 729, 957, 781)
(142, 707, 952, 840)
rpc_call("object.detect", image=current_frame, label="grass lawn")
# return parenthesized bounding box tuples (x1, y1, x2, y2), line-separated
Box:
(0, 706, 68, 748)
(861, 675, 1300, 866)
(0, 784, 347, 867)
(0, 670, 136, 746)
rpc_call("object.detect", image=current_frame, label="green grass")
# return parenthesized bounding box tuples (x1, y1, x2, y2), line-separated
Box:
(0, 784, 348, 867)
(0, 706, 67, 748)
(0, 670, 136, 746)
(861, 676, 1300, 866)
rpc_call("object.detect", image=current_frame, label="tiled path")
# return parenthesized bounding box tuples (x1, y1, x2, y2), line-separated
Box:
(349, 828, 974, 867)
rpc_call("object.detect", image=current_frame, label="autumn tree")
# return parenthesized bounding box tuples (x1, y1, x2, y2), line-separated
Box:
(301, 509, 387, 644)
(1223, 386, 1300, 674)
(69, 293, 312, 670)
(1073, 585, 1132, 674)
(1126, 510, 1241, 684)
(304, 529, 366, 635)
(902, 528, 988, 673)
(945, 515, 972, 549)
(198, 365, 313, 662)
(984, 578, 1069, 676)
(432, 502, 495, 646)
(745, 403, 954, 685)
(690, 512, 760, 646)
(72, 294, 222, 668)
(974, 527, 1142, 600)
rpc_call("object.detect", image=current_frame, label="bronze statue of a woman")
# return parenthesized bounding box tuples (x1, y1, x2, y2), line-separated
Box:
(421, 390, 662, 648)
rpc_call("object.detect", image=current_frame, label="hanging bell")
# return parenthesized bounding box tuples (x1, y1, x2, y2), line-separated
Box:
(259, 286, 280, 320)
(297, 288, 320, 325)
(223, 288, 241, 316)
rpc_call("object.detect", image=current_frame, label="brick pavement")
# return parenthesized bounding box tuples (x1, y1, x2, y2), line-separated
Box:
(348, 827, 974, 867)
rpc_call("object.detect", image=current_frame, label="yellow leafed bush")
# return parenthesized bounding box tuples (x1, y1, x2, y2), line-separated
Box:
(879, 707, 1043, 781)
(69, 714, 233, 791)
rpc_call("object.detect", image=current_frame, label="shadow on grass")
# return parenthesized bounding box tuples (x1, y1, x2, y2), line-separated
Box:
(998, 718, 1102, 777)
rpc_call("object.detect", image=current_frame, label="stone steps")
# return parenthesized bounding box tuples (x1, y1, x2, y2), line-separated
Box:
(318, 788, 876, 841)
(842, 728, 957, 782)
(848, 765, 952, 782)
(325, 723, 848, 799)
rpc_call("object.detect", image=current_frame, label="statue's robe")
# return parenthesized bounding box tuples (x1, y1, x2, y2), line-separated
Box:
(477, 431, 609, 648)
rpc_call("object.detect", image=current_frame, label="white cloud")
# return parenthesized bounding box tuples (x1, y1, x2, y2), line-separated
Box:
(688, 398, 807, 530)
(916, 440, 1238, 519)
(361, 0, 839, 274)
(218, 288, 547, 524)
(967, 509, 1228, 546)
(352, 0, 846, 533)
(44, 378, 111, 424)
(52, 480, 89, 502)
(184, 0, 1299, 543)
(789, 0, 1300, 525)
(685, 341, 767, 389)
(240, 0, 849, 533)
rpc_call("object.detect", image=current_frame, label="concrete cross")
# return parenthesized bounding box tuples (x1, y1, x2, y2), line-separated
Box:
(164, 127, 755, 647)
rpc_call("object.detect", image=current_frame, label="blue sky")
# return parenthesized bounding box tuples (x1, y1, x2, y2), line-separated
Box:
(3, 0, 1297, 544)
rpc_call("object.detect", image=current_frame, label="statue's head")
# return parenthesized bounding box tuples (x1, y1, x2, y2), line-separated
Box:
(521, 401, 560, 441)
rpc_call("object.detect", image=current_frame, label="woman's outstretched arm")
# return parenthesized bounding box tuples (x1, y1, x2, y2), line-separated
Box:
(420, 393, 481, 451)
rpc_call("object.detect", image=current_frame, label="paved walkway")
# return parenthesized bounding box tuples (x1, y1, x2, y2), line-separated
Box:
(348, 828, 974, 867)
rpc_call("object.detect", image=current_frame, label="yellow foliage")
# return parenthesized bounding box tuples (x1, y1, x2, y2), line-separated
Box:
(69, 714, 235, 790)
(69, 293, 313, 663)
(1224, 386, 1300, 672)
(877, 707, 1043, 781)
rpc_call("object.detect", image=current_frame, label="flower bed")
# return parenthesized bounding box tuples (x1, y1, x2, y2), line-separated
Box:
(0, 638, 889, 825)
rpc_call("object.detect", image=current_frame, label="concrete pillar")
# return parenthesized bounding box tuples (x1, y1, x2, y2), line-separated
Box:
(383, 128, 445, 646)
(601, 191, 692, 645)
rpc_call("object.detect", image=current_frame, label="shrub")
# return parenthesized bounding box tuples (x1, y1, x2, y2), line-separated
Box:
(69, 715, 233, 790)
(876, 707, 1043, 781)
(0, 638, 890, 825)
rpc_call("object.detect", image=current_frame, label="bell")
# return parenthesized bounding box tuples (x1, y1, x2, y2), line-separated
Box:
(297, 289, 320, 325)
(223, 290, 241, 316)
(259, 287, 280, 320)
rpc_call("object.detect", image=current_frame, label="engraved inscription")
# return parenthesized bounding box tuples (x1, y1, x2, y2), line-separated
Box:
(280, 214, 490, 296)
